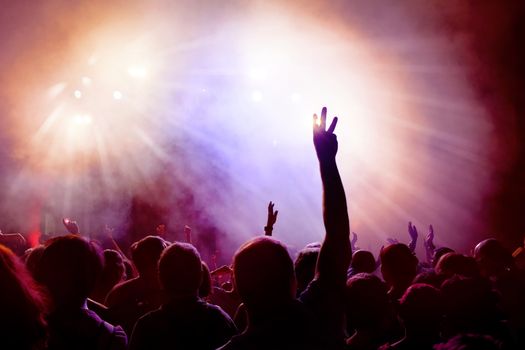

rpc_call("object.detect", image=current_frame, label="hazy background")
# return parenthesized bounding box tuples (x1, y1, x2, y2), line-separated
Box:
(0, 0, 523, 263)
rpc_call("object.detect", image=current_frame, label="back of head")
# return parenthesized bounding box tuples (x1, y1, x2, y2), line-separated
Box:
(440, 276, 498, 335)
(199, 262, 212, 298)
(294, 245, 319, 296)
(399, 283, 442, 331)
(102, 249, 125, 285)
(351, 250, 376, 274)
(436, 253, 480, 279)
(159, 242, 202, 297)
(380, 243, 418, 287)
(36, 234, 103, 309)
(474, 239, 513, 277)
(0, 245, 47, 348)
(24, 245, 46, 278)
(234, 237, 295, 308)
(345, 273, 389, 330)
(433, 247, 454, 268)
(131, 235, 168, 276)
(413, 270, 445, 288)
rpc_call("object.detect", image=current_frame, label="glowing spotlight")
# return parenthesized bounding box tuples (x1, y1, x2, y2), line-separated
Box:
(251, 90, 263, 102)
(81, 77, 92, 86)
(72, 114, 92, 125)
(113, 90, 123, 100)
(247, 67, 269, 81)
(291, 93, 301, 103)
(73, 90, 82, 99)
(128, 65, 148, 79)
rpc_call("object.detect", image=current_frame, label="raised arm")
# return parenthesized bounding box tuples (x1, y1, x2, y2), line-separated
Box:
(313, 107, 351, 285)
(264, 201, 278, 236)
(408, 221, 418, 252)
(424, 224, 436, 264)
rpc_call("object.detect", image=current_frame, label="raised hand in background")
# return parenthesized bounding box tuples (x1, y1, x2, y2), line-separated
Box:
(184, 225, 192, 243)
(351, 232, 359, 252)
(408, 221, 418, 252)
(424, 224, 436, 264)
(386, 238, 399, 245)
(264, 201, 278, 236)
(62, 218, 79, 234)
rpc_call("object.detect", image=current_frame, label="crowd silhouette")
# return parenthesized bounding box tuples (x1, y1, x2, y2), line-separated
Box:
(1, 107, 524, 349)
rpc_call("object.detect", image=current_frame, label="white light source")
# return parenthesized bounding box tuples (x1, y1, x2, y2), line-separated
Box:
(291, 93, 301, 103)
(247, 67, 269, 81)
(73, 90, 82, 99)
(113, 90, 123, 100)
(128, 65, 148, 79)
(72, 114, 92, 125)
(82, 77, 92, 86)
(251, 90, 263, 102)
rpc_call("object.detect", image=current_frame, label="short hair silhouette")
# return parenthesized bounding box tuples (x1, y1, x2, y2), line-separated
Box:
(294, 245, 319, 296)
(131, 235, 168, 275)
(474, 239, 514, 277)
(398, 283, 442, 330)
(380, 243, 418, 287)
(36, 234, 103, 308)
(351, 250, 376, 274)
(233, 236, 295, 307)
(436, 253, 479, 278)
(345, 273, 389, 329)
(159, 242, 202, 296)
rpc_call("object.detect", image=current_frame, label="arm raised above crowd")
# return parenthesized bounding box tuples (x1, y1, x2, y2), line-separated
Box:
(313, 107, 351, 286)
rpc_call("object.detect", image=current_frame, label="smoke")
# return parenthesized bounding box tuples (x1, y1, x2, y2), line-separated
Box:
(0, 0, 522, 263)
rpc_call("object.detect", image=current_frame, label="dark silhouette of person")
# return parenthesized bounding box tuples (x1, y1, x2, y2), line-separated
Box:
(91, 249, 126, 304)
(0, 244, 48, 350)
(440, 275, 510, 346)
(382, 284, 442, 350)
(35, 235, 127, 349)
(474, 238, 525, 348)
(380, 243, 418, 302)
(347, 250, 376, 278)
(24, 245, 46, 278)
(106, 235, 168, 335)
(435, 252, 479, 279)
(129, 242, 237, 350)
(345, 273, 390, 350)
(219, 107, 351, 349)
(294, 245, 320, 296)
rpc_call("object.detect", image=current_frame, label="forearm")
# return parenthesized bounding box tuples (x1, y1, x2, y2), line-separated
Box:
(408, 237, 417, 252)
(316, 158, 351, 282)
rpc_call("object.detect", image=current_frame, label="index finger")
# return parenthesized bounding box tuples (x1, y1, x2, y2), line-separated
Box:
(320, 107, 327, 130)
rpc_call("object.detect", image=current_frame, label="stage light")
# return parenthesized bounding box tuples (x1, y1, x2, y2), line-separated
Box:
(291, 93, 301, 103)
(113, 90, 123, 100)
(72, 114, 92, 125)
(73, 90, 82, 99)
(247, 67, 268, 81)
(81, 77, 92, 86)
(251, 90, 263, 102)
(128, 65, 148, 79)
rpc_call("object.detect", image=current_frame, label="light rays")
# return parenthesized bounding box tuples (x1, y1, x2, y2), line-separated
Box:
(2, 1, 493, 256)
